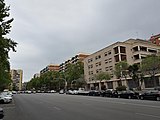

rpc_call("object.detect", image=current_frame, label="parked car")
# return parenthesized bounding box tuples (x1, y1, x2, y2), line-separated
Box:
(66, 90, 73, 95)
(12, 91, 17, 94)
(117, 90, 139, 99)
(0, 93, 12, 104)
(78, 90, 89, 96)
(89, 90, 100, 96)
(2, 91, 12, 98)
(50, 90, 56, 93)
(154, 86, 160, 91)
(59, 89, 65, 94)
(100, 89, 119, 97)
(0, 107, 4, 119)
(139, 90, 160, 101)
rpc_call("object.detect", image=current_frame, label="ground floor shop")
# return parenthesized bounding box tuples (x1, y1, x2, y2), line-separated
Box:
(87, 76, 160, 90)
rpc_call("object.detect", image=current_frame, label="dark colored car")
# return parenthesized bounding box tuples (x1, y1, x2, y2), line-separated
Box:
(0, 107, 4, 119)
(154, 87, 160, 91)
(139, 90, 160, 101)
(89, 90, 100, 96)
(117, 90, 139, 99)
(100, 89, 118, 97)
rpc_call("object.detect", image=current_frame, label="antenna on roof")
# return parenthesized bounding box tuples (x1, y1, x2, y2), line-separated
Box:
(136, 32, 139, 39)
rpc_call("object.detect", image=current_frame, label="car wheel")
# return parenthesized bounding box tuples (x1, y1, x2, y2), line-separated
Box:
(0, 100, 4, 104)
(128, 95, 131, 99)
(118, 95, 120, 98)
(156, 97, 160, 101)
(140, 96, 144, 100)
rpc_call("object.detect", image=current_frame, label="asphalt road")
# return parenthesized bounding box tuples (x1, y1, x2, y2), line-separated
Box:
(1, 93, 160, 120)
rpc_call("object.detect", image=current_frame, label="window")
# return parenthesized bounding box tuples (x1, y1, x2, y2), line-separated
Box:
(105, 59, 108, 64)
(95, 55, 101, 60)
(89, 71, 93, 75)
(88, 64, 93, 69)
(120, 46, 126, 53)
(108, 51, 111, 55)
(114, 47, 119, 54)
(88, 58, 93, 63)
(114, 55, 119, 62)
(134, 54, 140, 60)
(109, 66, 113, 70)
(133, 46, 138, 52)
(104, 52, 107, 56)
(121, 55, 127, 61)
(109, 58, 112, 63)
(96, 62, 101, 67)
(148, 49, 157, 53)
(105, 67, 109, 71)
(96, 69, 99, 73)
(140, 46, 147, 52)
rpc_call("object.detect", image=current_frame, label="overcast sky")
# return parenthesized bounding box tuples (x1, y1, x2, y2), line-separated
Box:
(5, 0, 160, 82)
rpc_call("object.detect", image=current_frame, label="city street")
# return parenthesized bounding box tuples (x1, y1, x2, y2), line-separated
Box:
(1, 93, 160, 120)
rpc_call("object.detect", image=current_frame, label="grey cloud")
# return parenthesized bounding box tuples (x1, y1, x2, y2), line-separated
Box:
(6, 0, 160, 82)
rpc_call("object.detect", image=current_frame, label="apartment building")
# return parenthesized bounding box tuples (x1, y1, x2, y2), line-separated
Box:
(59, 53, 89, 72)
(83, 39, 160, 90)
(10, 69, 23, 91)
(149, 33, 160, 46)
(40, 64, 60, 75)
(33, 73, 40, 78)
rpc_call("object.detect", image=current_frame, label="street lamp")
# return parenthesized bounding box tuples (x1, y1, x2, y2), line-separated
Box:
(57, 78, 67, 92)
(71, 80, 76, 89)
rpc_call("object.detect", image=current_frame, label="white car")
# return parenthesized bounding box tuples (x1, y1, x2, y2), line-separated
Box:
(0, 93, 12, 103)
(59, 90, 64, 94)
(50, 90, 56, 93)
(72, 90, 78, 95)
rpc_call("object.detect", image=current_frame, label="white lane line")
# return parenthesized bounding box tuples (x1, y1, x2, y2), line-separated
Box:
(81, 98, 160, 109)
(53, 106, 61, 111)
(136, 113, 160, 119)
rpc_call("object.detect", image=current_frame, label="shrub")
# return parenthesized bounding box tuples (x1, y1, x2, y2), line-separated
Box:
(116, 85, 127, 91)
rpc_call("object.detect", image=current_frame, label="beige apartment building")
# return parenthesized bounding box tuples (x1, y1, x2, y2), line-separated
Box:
(40, 64, 60, 75)
(59, 53, 89, 72)
(10, 69, 23, 91)
(83, 39, 160, 90)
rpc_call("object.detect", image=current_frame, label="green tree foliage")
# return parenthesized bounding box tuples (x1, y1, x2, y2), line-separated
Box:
(116, 85, 127, 91)
(128, 64, 139, 88)
(95, 71, 111, 81)
(27, 71, 61, 91)
(0, 0, 17, 91)
(114, 61, 129, 79)
(114, 61, 129, 87)
(65, 61, 84, 84)
(141, 55, 160, 86)
(27, 62, 85, 90)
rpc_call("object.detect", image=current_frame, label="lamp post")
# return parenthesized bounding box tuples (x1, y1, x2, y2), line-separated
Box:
(71, 80, 76, 89)
(58, 78, 67, 92)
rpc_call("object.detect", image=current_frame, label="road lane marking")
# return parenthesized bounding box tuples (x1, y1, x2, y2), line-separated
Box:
(136, 113, 160, 119)
(53, 106, 61, 111)
(80, 98, 160, 109)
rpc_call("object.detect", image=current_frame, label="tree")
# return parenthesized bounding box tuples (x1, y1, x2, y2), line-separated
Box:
(94, 71, 111, 90)
(141, 55, 160, 87)
(95, 71, 111, 82)
(73, 75, 87, 89)
(65, 62, 84, 85)
(0, 0, 17, 91)
(128, 64, 139, 88)
(114, 61, 129, 86)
